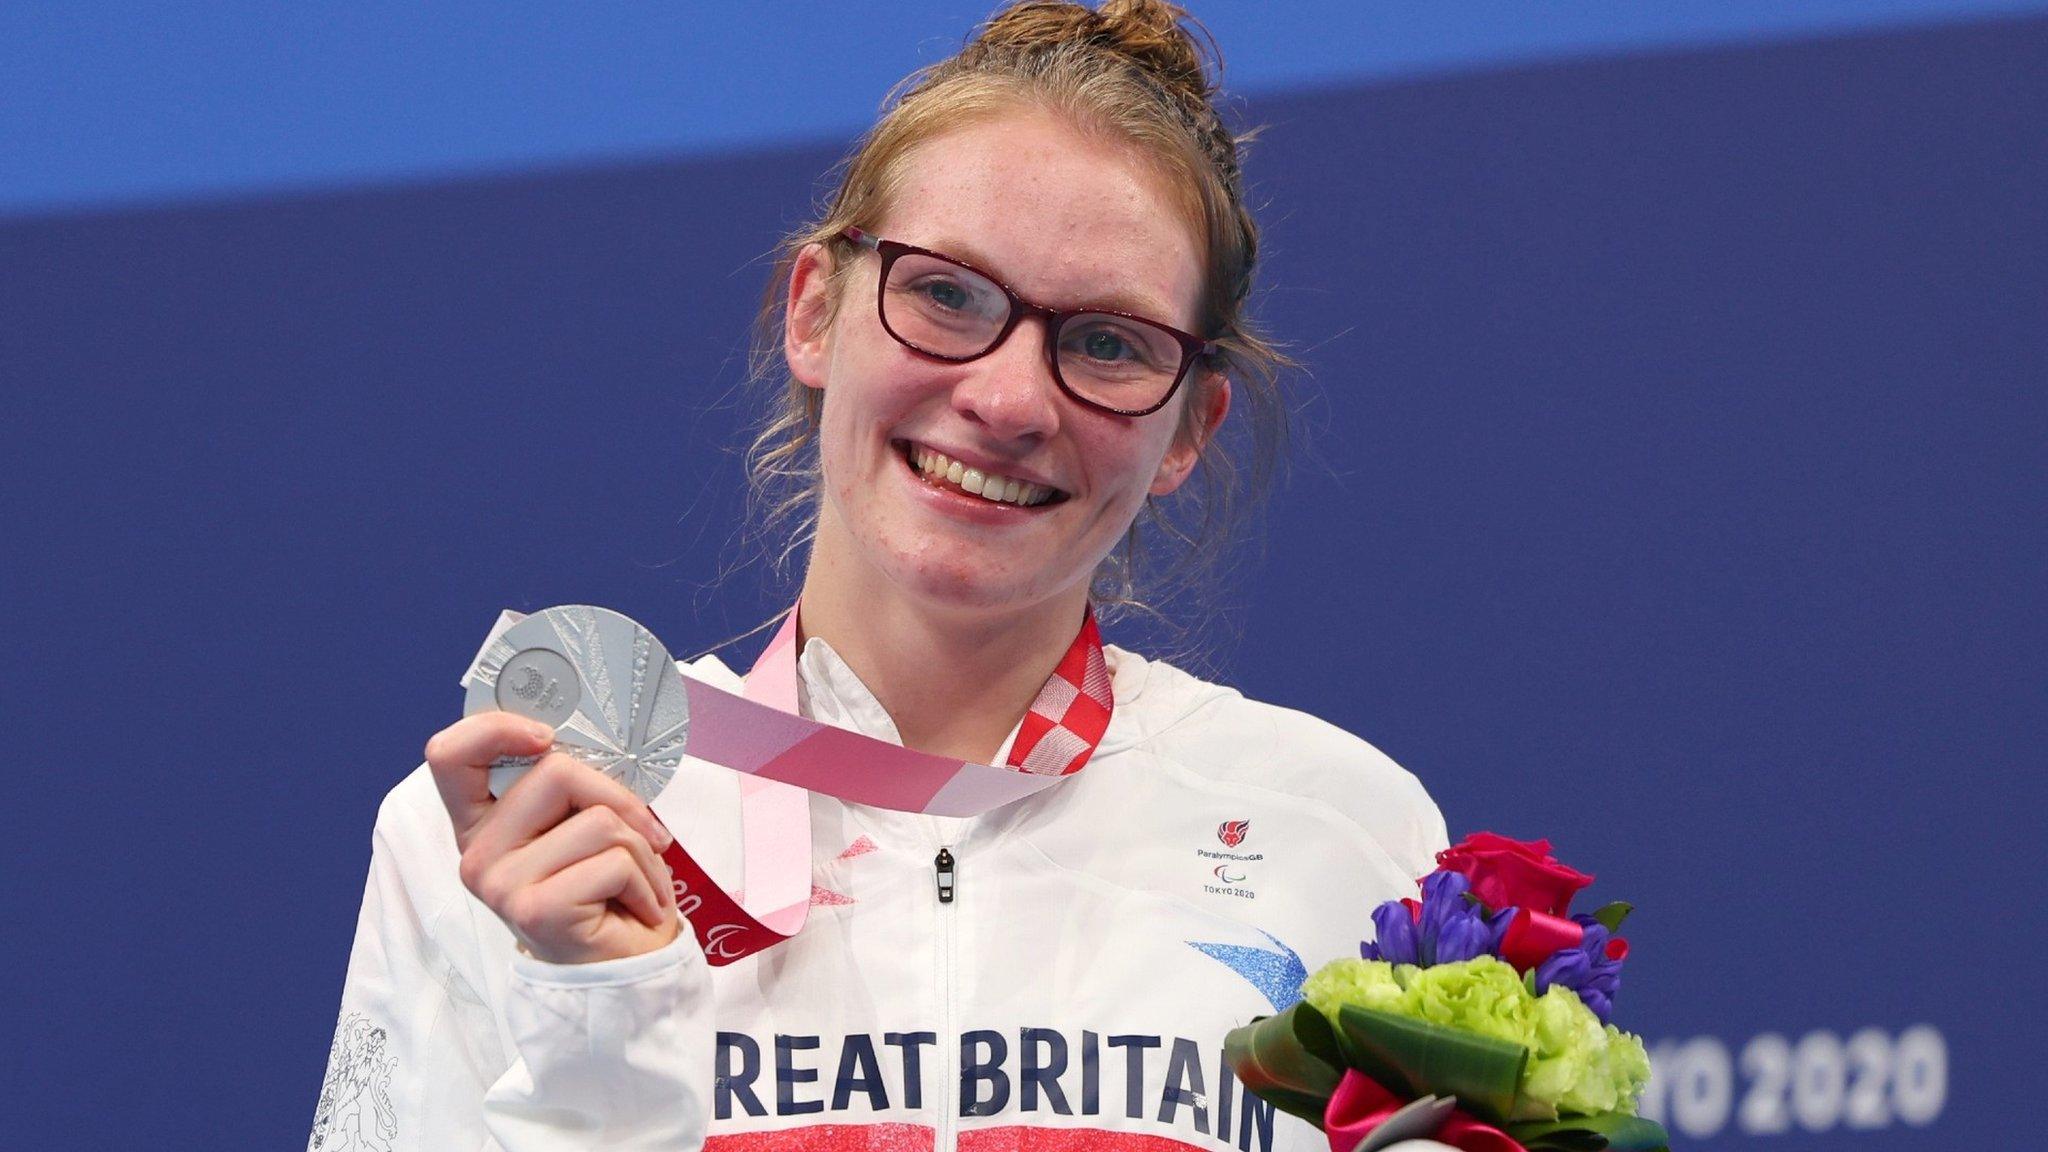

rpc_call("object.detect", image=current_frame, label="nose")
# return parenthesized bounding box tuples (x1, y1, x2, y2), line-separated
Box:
(949, 313, 1063, 442)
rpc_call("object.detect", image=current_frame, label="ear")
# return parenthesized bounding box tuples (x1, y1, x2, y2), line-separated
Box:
(784, 243, 838, 390)
(1149, 371, 1231, 496)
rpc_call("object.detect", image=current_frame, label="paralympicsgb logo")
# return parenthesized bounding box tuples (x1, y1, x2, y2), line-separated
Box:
(1217, 819, 1250, 848)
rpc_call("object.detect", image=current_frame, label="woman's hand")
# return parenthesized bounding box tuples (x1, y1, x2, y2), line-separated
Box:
(424, 712, 681, 964)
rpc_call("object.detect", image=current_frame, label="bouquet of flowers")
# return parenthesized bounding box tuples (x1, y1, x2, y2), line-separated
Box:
(1224, 834, 1670, 1152)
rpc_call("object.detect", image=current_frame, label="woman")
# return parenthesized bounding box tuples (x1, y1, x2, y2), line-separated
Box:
(319, 3, 1446, 1149)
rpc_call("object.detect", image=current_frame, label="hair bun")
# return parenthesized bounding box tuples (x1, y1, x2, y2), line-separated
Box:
(972, 0, 1220, 106)
(1092, 0, 1217, 99)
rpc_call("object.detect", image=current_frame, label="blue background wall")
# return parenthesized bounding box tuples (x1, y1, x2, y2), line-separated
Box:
(4, 4, 2043, 1148)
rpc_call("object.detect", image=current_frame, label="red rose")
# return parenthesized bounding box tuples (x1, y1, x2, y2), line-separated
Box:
(1435, 832, 1594, 917)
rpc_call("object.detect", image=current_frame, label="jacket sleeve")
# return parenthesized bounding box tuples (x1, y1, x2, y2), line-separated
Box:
(312, 768, 714, 1151)
(485, 935, 713, 1150)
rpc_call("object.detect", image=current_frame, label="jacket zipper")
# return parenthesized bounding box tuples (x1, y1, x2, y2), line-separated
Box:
(934, 843, 958, 1151)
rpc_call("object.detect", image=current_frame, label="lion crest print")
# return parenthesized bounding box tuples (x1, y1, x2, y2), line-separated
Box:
(310, 1013, 397, 1151)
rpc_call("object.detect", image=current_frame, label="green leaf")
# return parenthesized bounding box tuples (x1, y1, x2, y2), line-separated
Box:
(1458, 891, 1506, 918)
(1515, 1123, 1605, 1139)
(1222, 1004, 1344, 1127)
(1329, 1005, 1529, 1125)
(1507, 1111, 1670, 1152)
(1590, 902, 1633, 934)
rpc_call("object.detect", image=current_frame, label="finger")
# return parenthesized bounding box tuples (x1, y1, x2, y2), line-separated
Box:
(476, 804, 673, 921)
(527, 846, 669, 936)
(467, 752, 671, 865)
(424, 712, 556, 844)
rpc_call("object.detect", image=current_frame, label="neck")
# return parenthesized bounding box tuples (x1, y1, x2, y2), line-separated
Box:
(795, 549, 1089, 766)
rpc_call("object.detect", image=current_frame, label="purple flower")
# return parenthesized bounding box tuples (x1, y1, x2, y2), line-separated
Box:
(1483, 905, 1516, 953)
(1417, 871, 1473, 965)
(1362, 900, 1418, 964)
(1531, 913, 1627, 1022)
(1534, 947, 1591, 990)
(1363, 870, 1521, 968)
(1577, 919, 1611, 956)
(1433, 911, 1494, 963)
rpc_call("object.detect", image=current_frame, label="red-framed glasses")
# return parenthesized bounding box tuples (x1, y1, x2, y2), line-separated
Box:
(841, 227, 1216, 418)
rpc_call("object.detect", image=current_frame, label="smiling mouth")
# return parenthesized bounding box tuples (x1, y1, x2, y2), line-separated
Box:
(896, 441, 1067, 508)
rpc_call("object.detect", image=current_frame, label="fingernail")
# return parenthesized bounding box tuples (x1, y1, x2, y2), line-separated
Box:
(529, 722, 555, 744)
(647, 811, 673, 850)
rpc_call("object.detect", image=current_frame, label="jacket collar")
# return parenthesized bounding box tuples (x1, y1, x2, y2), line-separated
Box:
(792, 635, 1149, 760)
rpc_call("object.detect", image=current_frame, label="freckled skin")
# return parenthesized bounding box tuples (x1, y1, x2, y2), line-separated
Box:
(788, 108, 1218, 617)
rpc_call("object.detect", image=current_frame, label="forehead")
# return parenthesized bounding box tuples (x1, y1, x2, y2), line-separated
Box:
(874, 109, 1206, 325)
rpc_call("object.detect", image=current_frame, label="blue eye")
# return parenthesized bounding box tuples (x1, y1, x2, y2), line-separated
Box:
(1080, 329, 1133, 362)
(917, 278, 971, 311)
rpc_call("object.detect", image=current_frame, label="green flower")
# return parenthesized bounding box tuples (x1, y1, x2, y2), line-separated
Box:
(1296, 955, 1656, 1123)
(1597, 1025, 1654, 1113)
(1521, 986, 1606, 1116)
(1301, 958, 1407, 1020)
(1396, 955, 1531, 1049)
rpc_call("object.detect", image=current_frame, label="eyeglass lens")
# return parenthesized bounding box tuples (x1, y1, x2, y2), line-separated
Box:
(881, 251, 1187, 411)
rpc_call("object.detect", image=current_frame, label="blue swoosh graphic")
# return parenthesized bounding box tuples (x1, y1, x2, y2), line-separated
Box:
(1186, 930, 1308, 1012)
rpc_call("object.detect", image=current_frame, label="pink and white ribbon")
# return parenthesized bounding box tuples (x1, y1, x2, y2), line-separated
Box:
(664, 605, 1112, 964)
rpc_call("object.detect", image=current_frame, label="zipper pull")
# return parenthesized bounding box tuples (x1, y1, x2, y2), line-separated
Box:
(934, 847, 956, 904)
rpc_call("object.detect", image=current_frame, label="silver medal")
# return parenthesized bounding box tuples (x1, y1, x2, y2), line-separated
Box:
(459, 605, 691, 803)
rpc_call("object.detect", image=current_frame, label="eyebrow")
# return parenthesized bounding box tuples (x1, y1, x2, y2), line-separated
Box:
(921, 235, 1185, 324)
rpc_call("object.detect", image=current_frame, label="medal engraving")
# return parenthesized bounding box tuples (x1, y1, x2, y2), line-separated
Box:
(494, 648, 579, 727)
(461, 606, 691, 804)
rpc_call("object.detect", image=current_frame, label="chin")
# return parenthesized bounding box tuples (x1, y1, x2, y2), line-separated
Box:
(895, 561, 1041, 612)
(880, 544, 1081, 616)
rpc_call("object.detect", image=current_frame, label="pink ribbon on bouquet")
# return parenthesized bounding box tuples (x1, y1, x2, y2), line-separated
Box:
(1324, 1071, 1527, 1152)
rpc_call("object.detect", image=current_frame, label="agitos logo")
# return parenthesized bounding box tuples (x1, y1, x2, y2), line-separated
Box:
(1216, 820, 1250, 849)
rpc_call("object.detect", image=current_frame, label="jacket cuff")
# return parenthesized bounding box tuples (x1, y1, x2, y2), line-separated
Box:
(510, 930, 700, 989)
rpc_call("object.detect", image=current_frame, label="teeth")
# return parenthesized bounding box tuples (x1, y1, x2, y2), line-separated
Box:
(907, 445, 1056, 507)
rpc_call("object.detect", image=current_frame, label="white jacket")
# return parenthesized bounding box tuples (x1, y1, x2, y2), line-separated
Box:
(313, 639, 1448, 1152)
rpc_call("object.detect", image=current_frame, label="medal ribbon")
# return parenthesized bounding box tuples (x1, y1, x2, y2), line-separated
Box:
(653, 604, 1112, 964)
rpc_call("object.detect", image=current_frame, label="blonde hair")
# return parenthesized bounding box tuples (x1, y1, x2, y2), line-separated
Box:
(746, 0, 1291, 627)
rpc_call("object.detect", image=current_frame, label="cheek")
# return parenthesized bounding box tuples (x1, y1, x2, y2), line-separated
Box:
(816, 352, 897, 455)
(814, 347, 958, 509)
(830, 326, 949, 418)
(1103, 417, 1182, 496)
